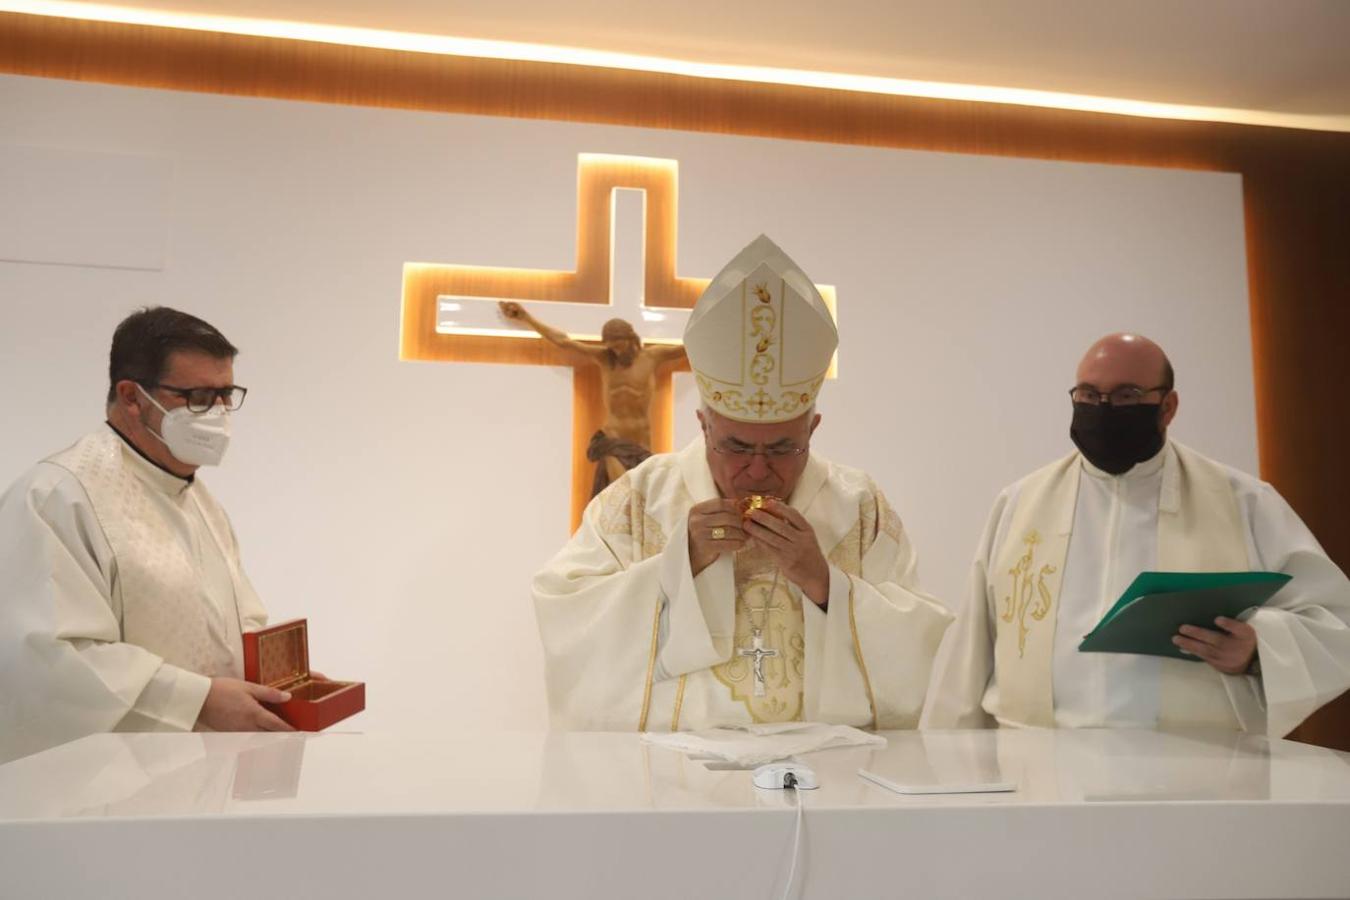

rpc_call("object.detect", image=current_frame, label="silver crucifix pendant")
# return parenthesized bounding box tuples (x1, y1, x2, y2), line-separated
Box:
(738, 627, 780, 697)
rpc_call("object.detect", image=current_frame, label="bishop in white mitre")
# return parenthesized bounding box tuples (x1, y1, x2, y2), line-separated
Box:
(0, 307, 293, 764)
(533, 235, 952, 732)
(923, 333, 1350, 738)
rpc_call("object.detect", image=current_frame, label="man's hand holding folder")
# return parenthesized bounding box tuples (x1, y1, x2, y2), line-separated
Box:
(1173, 616, 1259, 674)
(1079, 571, 1291, 675)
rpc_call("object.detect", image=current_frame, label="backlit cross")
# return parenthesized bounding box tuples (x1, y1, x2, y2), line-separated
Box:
(400, 153, 837, 530)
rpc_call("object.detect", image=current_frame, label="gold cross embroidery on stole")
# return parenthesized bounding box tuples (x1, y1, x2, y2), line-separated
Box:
(712, 544, 805, 722)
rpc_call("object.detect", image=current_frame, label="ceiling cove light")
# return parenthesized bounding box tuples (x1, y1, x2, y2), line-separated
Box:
(5, 1, 1347, 132)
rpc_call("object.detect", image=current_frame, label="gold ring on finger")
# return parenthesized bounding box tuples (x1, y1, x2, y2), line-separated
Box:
(711, 526, 727, 540)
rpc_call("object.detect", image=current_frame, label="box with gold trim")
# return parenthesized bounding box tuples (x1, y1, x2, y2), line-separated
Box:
(242, 619, 365, 731)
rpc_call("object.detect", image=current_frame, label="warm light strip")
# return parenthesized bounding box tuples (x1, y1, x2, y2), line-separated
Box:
(6, 0, 1348, 133)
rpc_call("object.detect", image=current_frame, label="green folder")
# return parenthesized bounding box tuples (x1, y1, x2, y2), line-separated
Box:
(1078, 571, 1291, 661)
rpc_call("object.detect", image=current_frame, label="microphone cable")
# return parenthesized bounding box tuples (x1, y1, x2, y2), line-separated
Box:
(779, 771, 805, 900)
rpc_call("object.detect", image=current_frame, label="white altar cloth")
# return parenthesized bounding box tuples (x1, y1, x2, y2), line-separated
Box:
(2, 728, 1348, 899)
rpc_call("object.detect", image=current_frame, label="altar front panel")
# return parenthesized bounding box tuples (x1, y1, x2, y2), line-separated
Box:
(2, 728, 1346, 899)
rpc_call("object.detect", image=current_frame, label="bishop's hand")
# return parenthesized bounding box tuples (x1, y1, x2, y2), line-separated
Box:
(1172, 617, 1259, 675)
(499, 301, 525, 320)
(198, 677, 296, 732)
(687, 498, 747, 576)
(745, 499, 830, 608)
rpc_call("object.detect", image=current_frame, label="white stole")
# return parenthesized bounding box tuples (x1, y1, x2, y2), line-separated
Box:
(47, 429, 246, 679)
(992, 442, 1248, 728)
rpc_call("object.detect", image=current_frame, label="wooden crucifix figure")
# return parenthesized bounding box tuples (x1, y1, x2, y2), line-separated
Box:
(500, 302, 686, 496)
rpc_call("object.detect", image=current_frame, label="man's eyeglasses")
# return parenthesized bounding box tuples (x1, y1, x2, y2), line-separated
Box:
(1069, 384, 1169, 407)
(709, 439, 808, 460)
(146, 383, 248, 413)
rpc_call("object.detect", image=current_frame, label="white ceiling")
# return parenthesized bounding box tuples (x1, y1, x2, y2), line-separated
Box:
(26, 0, 1350, 130)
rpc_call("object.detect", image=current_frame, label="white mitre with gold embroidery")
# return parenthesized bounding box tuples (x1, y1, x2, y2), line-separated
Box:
(684, 235, 837, 423)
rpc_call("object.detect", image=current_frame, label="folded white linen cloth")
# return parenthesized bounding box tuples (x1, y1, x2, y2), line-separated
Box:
(642, 722, 885, 767)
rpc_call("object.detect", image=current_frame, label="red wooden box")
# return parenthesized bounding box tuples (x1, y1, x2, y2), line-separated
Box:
(242, 618, 365, 732)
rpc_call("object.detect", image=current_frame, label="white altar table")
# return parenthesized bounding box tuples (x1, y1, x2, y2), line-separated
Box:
(2, 728, 1348, 899)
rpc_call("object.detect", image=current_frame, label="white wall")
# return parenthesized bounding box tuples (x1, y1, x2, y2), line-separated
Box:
(0, 74, 1254, 733)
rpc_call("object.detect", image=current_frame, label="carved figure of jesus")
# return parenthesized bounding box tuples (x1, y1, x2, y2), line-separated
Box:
(500, 301, 687, 494)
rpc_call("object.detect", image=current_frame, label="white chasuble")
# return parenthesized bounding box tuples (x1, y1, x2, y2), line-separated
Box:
(923, 441, 1350, 737)
(0, 427, 268, 763)
(533, 438, 953, 732)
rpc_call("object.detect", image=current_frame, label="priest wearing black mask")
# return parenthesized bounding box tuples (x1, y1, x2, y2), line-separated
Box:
(923, 333, 1350, 738)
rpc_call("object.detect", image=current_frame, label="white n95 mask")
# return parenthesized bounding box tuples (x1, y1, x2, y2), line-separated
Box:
(137, 385, 232, 467)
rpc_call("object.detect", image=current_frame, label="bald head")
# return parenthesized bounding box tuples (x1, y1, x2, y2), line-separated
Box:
(1076, 333, 1173, 394)
(1072, 332, 1180, 445)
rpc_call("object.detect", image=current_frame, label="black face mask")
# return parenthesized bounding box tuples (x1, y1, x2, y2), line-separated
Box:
(1070, 402, 1165, 475)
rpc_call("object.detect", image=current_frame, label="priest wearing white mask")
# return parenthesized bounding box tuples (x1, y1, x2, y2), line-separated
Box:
(0, 307, 294, 764)
(923, 333, 1350, 737)
(534, 235, 952, 732)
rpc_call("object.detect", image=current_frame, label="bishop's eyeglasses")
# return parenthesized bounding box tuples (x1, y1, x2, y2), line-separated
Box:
(708, 438, 809, 460)
(1069, 383, 1169, 407)
(146, 383, 249, 413)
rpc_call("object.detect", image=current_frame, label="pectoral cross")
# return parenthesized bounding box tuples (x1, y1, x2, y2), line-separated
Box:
(738, 629, 780, 697)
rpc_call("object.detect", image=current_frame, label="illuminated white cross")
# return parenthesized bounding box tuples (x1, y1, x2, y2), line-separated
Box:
(434, 187, 689, 344)
(398, 152, 837, 530)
